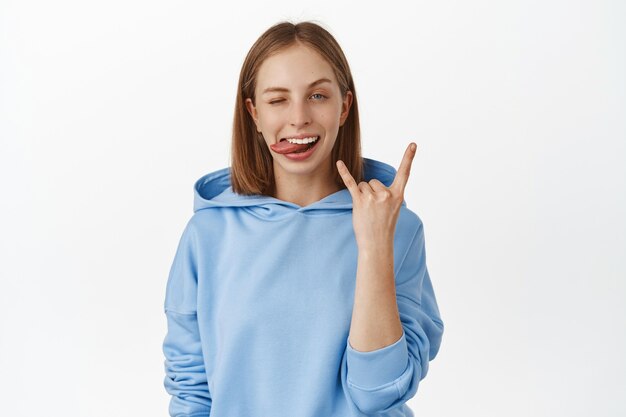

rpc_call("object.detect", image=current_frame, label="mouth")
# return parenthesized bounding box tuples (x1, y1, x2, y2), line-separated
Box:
(270, 135, 320, 155)
(279, 135, 320, 153)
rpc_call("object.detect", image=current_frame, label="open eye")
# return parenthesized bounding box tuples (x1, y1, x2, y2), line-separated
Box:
(311, 93, 327, 101)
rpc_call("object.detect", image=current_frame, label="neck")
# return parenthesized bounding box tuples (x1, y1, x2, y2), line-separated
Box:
(271, 160, 341, 207)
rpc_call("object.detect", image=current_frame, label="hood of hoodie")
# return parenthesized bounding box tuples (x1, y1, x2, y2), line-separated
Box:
(193, 157, 406, 218)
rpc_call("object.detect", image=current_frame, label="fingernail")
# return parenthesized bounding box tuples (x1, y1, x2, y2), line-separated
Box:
(411, 143, 417, 152)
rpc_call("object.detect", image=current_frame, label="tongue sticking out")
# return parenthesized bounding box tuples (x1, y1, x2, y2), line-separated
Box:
(270, 138, 317, 154)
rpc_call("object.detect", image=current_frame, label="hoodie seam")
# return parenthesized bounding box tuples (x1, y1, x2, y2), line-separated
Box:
(296, 210, 352, 218)
(164, 307, 197, 316)
(394, 223, 421, 280)
(236, 207, 354, 220)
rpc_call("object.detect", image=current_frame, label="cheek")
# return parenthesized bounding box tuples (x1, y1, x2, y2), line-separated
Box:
(318, 109, 340, 126)
(315, 106, 338, 122)
(257, 111, 282, 130)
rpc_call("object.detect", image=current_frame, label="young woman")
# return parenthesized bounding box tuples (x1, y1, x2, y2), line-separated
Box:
(162, 21, 444, 417)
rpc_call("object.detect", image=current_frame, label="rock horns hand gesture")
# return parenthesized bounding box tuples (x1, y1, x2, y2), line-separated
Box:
(336, 143, 417, 251)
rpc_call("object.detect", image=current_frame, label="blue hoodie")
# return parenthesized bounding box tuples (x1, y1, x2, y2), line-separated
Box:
(162, 157, 444, 417)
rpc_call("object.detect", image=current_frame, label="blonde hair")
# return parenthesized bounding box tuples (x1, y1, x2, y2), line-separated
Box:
(229, 20, 363, 196)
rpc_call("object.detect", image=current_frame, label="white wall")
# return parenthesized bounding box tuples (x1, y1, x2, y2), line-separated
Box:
(1, 1, 624, 416)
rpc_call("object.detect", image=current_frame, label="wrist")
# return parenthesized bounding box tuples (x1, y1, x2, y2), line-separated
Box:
(357, 239, 394, 255)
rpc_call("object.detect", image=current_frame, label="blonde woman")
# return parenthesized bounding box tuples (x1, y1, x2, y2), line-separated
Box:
(162, 20, 444, 417)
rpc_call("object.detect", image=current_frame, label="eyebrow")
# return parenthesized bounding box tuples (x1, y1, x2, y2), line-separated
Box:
(261, 78, 332, 95)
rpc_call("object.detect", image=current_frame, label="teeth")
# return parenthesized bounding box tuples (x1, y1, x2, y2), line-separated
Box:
(285, 136, 318, 144)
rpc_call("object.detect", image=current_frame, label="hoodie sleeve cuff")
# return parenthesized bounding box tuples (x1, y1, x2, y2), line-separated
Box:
(346, 328, 409, 389)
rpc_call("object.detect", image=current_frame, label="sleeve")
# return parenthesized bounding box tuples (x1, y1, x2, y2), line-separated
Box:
(341, 219, 444, 415)
(162, 219, 212, 417)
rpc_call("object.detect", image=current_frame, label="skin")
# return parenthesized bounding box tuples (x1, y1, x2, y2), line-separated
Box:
(245, 42, 353, 207)
(247, 41, 420, 353)
(337, 144, 418, 352)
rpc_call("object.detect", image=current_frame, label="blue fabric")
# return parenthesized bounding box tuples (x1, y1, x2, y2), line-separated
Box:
(162, 157, 444, 417)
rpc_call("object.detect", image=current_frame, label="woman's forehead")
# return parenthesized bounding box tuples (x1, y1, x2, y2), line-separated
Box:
(256, 45, 337, 91)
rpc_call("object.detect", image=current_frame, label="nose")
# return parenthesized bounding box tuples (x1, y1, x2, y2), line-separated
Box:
(289, 100, 311, 127)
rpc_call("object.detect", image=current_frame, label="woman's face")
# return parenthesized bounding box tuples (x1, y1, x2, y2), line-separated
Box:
(245, 43, 353, 180)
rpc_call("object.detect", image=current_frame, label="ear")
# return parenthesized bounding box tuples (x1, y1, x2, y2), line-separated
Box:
(245, 98, 261, 132)
(339, 91, 353, 126)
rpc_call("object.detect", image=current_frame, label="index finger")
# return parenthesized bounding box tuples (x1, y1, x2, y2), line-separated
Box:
(336, 159, 360, 198)
(391, 142, 417, 194)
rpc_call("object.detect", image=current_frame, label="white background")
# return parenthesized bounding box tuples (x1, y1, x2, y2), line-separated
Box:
(1, 1, 624, 416)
